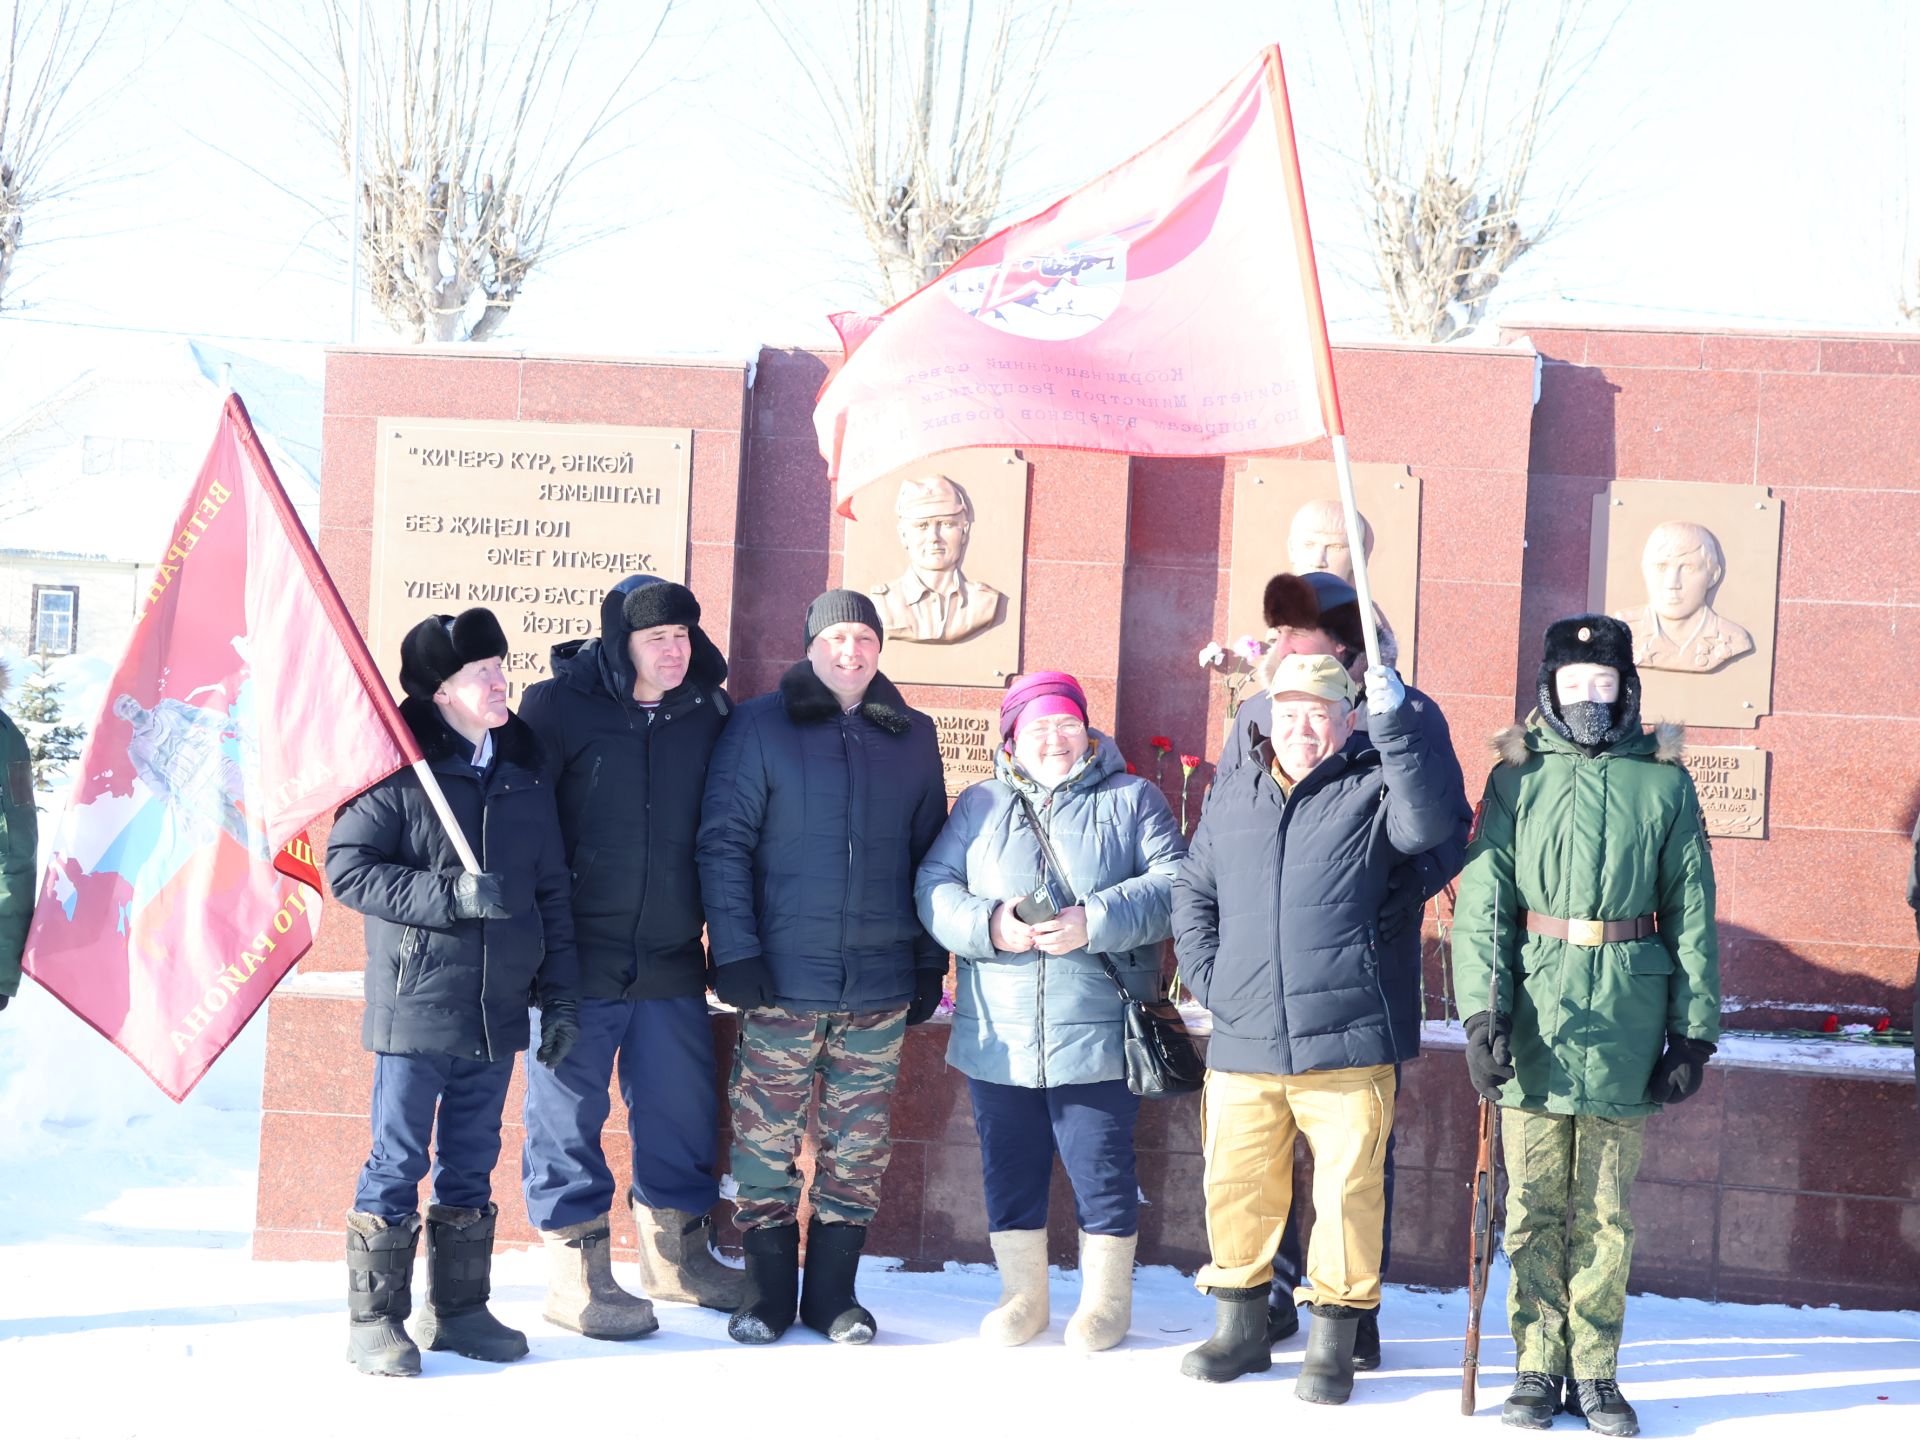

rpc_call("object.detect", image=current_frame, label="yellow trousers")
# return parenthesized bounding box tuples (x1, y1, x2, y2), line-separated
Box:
(1196, 1064, 1396, 1308)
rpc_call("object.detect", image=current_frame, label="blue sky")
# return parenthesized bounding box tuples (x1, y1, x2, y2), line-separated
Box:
(1, 0, 1915, 367)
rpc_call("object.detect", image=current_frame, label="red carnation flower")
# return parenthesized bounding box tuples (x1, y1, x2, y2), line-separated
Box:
(1179, 753, 1200, 774)
(1125, 762, 1139, 775)
(1149, 735, 1173, 753)
(1820, 1014, 1839, 1033)
(1872, 1015, 1892, 1033)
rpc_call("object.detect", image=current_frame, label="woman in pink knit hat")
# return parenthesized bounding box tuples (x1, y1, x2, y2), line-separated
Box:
(915, 671, 1186, 1353)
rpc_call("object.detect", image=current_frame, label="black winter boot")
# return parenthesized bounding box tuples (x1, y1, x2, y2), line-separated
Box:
(799, 1220, 877, 1344)
(1568, 1378, 1640, 1437)
(415, 1203, 528, 1363)
(1295, 1302, 1362, 1404)
(1267, 1297, 1300, 1346)
(1180, 1287, 1272, 1383)
(345, 1211, 421, 1377)
(1353, 1303, 1382, 1370)
(1502, 1372, 1566, 1429)
(728, 1222, 800, 1344)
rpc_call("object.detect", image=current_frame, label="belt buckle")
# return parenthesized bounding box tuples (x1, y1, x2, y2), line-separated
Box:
(1567, 918, 1605, 947)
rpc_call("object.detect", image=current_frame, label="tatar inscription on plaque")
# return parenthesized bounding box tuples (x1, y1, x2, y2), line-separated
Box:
(926, 708, 1001, 796)
(369, 417, 693, 700)
(1679, 746, 1769, 840)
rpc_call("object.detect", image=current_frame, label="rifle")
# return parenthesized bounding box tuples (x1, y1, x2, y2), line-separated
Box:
(1461, 884, 1503, 1415)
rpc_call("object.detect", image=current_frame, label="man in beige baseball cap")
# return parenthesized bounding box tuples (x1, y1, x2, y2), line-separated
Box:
(871, 473, 1005, 643)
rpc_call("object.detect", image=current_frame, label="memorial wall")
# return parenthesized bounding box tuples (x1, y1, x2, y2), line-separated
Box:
(254, 329, 1920, 1311)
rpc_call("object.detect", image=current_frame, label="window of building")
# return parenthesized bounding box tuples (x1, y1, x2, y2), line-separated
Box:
(31, 585, 79, 656)
(82, 436, 115, 474)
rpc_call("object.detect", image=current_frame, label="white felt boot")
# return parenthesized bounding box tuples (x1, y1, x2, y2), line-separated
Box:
(980, 1229, 1050, 1345)
(1064, 1230, 1135, 1352)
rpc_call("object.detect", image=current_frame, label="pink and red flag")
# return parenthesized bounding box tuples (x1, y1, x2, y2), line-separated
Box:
(816, 46, 1337, 513)
(23, 396, 415, 1100)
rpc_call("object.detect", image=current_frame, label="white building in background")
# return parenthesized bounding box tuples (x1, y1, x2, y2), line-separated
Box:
(0, 337, 320, 707)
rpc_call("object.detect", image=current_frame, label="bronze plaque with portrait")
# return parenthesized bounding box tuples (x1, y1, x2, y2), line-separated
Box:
(841, 449, 1029, 688)
(370, 418, 693, 701)
(1228, 459, 1422, 679)
(1587, 480, 1781, 729)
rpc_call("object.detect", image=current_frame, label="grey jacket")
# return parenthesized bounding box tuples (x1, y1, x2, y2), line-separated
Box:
(916, 734, 1187, 1088)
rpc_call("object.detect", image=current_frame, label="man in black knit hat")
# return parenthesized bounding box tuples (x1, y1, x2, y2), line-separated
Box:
(326, 607, 580, 1377)
(698, 588, 947, 1348)
(518, 575, 742, 1340)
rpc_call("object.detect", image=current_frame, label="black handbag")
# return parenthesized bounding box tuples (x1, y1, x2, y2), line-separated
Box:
(1014, 795, 1204, 1099)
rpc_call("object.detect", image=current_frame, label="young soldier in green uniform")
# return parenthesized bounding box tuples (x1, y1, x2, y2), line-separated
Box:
(1451, 615, 1719, 1438)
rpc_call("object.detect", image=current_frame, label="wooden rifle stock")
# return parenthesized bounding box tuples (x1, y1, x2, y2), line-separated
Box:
(1462, 1090, 1497, 1414)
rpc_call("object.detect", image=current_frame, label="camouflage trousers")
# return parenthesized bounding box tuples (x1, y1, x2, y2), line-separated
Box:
(1502, 1108, 1647, 1379)
(729, 1005, 908, 1232)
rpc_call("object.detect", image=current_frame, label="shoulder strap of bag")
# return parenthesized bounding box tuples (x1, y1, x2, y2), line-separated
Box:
(1014, 792, 1133, 1004)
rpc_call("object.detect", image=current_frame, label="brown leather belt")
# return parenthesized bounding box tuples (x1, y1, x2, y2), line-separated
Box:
(1524, 912, 1657, 947)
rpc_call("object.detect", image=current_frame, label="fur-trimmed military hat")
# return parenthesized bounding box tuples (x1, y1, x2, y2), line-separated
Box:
(1541, 614, 1635, 677)
(611, 576, 700, 638)
(1262, 571, 1366, 659)
(400, 607, 509, 701)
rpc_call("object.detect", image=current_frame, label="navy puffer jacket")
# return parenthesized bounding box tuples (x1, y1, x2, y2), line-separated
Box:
(1173, 698, 1465, 1076)
(697, 662, 948, 1013)
(518, 595, 730, 1001)
(326, 698, 579, 1061)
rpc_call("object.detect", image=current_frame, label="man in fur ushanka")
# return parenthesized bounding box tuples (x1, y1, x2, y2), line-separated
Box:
(325, 607, 580, 1377)
(697, 589, 948, 1348)
(1451, 615, 1719, 1437)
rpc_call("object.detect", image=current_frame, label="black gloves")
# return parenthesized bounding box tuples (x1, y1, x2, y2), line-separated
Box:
(536, 997, 579, 1070)
(1463, 1010, 1515, 1101)
(1649, 1033, 1715, 1105)
(714, 956, 775, 1012)
(905, 969, 946, 1026)
(451, 871, 511, 921)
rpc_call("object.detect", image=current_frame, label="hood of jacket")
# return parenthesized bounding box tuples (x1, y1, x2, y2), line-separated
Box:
(777, 660, 913, 735)
(993, 729, 1127, 802)
(1492, 711, 1684, 769)
(546, 622, 727, 709)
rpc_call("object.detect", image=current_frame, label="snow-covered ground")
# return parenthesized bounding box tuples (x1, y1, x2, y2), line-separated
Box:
(2, 987, 1917, 1439)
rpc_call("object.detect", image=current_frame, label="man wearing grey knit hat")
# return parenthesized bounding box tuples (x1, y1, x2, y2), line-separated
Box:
(698, 588, 947, 1349)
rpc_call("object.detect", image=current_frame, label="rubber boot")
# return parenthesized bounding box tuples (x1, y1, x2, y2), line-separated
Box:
(1568, 1378, 1640, 1437)
(632, 1196, 747, 1311)
(1179, 1287, 1273, 1383)
(1502, 1372, 1566, 1429)
(1267, 1296, 1300, 1347)
(1353, 1303, 1382, 1371)
(345, 1211, 421, 1377)
(1064, 1230, 1134, 1353)
(799, 1219, 877, 1344)
(414, 1202, 529, 1363)
(980, 1229, 1050, 1346)
(541, 1214, 658, 1340)
(727, 1221, 800, 1344)
(1295, 1302, 1362, 1404)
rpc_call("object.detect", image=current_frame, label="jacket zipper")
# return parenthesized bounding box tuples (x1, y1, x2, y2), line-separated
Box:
(395, 927, 418, 994)
(840, 717, 856, 1001)
(1367, 921, 1402, 1061)
(478, 773, 494, 1062)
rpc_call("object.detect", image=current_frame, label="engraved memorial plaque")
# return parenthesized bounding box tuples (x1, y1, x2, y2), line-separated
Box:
(1228, 459, 1422, 677)
(1680, 746, 1769, 840)
(842, 449, 1028, 688)
(370, 418, 692, 700)
(1588, 480, 1782, 729)
(926, 707, 1001, 796)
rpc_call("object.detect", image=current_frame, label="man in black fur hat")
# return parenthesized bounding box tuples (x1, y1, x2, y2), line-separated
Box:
(517, 575, 742, 1338)
(697, 588, 948, 1348)
(1215, 570, 1472, 1367)
(325, 607, 580, 1377)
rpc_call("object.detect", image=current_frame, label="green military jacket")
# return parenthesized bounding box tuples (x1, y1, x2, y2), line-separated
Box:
(1451, 715, 1719, 1118)
(1, 702, 37, 999)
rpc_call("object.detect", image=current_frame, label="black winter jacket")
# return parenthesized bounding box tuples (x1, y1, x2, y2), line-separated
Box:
(697, 663, 948, 1013)
(1217, 684, 1471, 1024)
(1173, 697, 1466, 1076)
(326, 698, 579, 1060)
(519, 622, 730, 1001)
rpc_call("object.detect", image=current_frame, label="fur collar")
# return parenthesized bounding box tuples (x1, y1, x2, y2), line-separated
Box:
(778, 661, 913, 735)
(399, 694, 544, 770)
(1492, 715, 1687, 767)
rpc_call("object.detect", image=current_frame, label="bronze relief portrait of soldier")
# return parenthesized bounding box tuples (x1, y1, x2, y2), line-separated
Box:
(871, 473, 1007, 644)
(1285, 497, 1399, 668)
(1614, 520, 1754, 674)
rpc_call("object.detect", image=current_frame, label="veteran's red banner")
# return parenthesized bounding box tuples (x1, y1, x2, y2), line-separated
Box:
(816, 46, 1336, 513)
(23, 395, 414, 1100)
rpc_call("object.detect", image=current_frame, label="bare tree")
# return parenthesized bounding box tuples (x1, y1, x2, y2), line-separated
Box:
(1346, 0, 1615, 342)
(764, 0, 1070, 307)
(235, 0, 672, 343)
(0, 0, 116, 310)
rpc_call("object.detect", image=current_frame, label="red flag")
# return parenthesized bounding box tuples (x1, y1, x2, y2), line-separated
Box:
(816, 46, 1338, 514)
(22, 395, 416, 1101)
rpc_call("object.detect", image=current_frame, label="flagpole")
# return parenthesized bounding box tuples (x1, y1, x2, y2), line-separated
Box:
(224, 394, 482, 875)
(1264, 44, 1383, 673)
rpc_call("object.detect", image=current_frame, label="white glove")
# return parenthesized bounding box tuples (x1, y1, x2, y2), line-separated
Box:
(1364, 664, 1406, 717)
